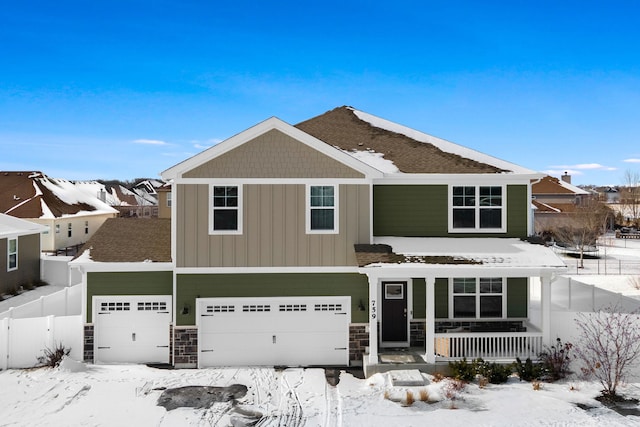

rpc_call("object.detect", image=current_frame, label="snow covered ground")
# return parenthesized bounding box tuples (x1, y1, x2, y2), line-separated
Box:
(1, 361, 639, 426)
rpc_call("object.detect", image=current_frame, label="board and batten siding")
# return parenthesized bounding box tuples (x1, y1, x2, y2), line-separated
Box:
(373, 184, 529, 238)
(0, 233, 41, 294)
(175, 272, 368, 326)
(85, 271, 173, 323)
(176, 183, 370, 268)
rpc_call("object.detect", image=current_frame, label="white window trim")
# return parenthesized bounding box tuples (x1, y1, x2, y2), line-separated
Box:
(167, 191, 172, 207)
(305, 184, 339, 234)
(8, 238, 18, 271)
(209, 184, 243, 235)
(449, 277, 507, 320)
(448, 185, 507, 233)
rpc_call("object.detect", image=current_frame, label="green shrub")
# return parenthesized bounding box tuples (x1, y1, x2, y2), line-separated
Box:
(514, 357, 543, 381)
(475, 359, 512, 384)
(448, 358, 476, 382)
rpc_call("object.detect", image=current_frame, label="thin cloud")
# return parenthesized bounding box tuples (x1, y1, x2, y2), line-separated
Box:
(623, 158, 640, 163)
(549, 163, 617, 171)
(133, 139, 169, 146)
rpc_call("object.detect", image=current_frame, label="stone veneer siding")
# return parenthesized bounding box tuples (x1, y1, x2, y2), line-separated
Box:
(349, 324, 369, 365)
(410, 321, 425, 347)
(173, 327, 198, 367)
(84, 325, 94, 362)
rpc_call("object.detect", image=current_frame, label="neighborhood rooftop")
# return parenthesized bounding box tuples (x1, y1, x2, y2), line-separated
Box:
(75, 217, 171, 263)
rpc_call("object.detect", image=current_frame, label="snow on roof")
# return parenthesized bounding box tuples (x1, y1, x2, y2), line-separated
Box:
(338, 149, 399, 174)
(350, 107, 536, 175)
(0, 213, 48, 237)
(367, 236, 567, 270)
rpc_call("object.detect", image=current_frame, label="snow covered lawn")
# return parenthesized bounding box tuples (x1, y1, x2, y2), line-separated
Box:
(1, 361, 639, 426)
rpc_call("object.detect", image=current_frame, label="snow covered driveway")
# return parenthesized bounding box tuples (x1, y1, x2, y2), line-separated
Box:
(1, 362, 639, 426)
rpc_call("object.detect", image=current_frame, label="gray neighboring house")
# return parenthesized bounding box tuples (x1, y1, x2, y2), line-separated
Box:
(0, 213, 48, 294)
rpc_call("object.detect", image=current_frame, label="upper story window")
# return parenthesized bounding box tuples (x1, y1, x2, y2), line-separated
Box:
(452, 277, 504, 319)
(167, 191, 172, 207)
(7, 238, 17, 271)
(306, 185, 338, 234)
(450, 185, 505, 232)
(210, 185, 242, 234)
(55, 224, 60, 234)
(68, 223, 72, 238)
(85, 221, 89, 235)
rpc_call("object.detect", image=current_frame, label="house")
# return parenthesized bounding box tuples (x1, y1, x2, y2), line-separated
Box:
(156, 182, 172, 219)
(531, 175, 591, 233)
(75, 180, 159, 218)
(72, 106, 566, 373)
(0, 213, 48, 295)
(0, 172, 118, 253)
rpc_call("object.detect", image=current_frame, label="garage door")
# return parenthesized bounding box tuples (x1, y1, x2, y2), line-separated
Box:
(93, 295, 172, 364)
(197, 296, 350, 367)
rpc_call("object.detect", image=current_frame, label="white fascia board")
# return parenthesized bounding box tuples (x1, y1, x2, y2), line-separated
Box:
(359, 264, 567, 279)
(162, 117, 384, 180)
(374, 172, 544, 186)
(173, 177, 370, 185)
(175, 266, 360, 274)
(69, 261, 174, 273)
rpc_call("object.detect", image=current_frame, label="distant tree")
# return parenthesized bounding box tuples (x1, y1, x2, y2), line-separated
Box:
(573, 304, 640, 398)
(621, 170, 640, 227)
(548, 198, 612, 268)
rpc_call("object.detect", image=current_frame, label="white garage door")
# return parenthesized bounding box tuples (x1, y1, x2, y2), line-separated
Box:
(93, 295, 172, 364)
(197, 296, 350, 367)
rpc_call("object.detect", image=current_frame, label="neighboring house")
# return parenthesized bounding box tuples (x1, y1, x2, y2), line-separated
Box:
(72, 106, 566, 374)
(156, 182, 172, 219)
(0, 213, 48, 295)
(0, 172, 118, 253)
(532, 175, 591, 233)
(75, 180, 158, 218)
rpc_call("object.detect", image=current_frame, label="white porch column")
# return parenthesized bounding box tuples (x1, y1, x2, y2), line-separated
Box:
(541, 274, 552, 347)
(367, 275, 378, 365)
(425, 276, 436, 363)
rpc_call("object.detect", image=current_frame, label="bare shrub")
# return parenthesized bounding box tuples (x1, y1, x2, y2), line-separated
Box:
(37, 343, 71, 368)
(431, 372, 445, 383)
(404, 391, 414, 406)
(574, 304, 640, 398)
(418, 389, 429, 402)
(628, 276, 640, 291)
(532, 380, 542, 391)
(538, 338, 573, 381)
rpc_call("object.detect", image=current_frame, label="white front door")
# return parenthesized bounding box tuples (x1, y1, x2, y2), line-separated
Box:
(93, 295, 172, 364)
(197, 296, 350, 367)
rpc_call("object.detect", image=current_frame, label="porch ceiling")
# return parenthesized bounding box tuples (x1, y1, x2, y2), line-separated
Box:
(356, 237, 567, 276)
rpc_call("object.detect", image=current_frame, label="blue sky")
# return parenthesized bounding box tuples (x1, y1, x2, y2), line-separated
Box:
(2, 1, 639, 185)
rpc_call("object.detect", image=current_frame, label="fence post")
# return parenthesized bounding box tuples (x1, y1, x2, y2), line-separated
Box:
(64, 287, 69, 316)
(46, 315, 55, 351)
(40, 296, 45, 317)
(591, 285, 596, 312)
(567, 278, 572, 310)
(619, 260, 622, 275)
(1, 317, 9, 370)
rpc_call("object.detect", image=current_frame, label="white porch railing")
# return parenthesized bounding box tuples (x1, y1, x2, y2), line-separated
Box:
(434, 331, 543, 362)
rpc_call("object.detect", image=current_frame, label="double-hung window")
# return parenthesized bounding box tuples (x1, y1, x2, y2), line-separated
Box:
(8, 238, 18, 271)
(211, 185, 242, 234)
(307, 185, 338, 233)
(451, 185, 505, 232)
(452, 277, 504, 318)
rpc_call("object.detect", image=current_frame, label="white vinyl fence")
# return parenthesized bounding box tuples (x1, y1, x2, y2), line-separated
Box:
(0, 315, 83, 370)
(0, 284, 82, 320)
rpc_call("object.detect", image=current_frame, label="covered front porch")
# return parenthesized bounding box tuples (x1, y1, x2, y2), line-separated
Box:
(354, 237, 567, 377)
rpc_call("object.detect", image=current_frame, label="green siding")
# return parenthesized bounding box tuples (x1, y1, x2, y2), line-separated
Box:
(412, 278, 426, 318)
(506, 185, 528, 238)
(373, 184, 528, 238)
(374, 185, 448, 236)
(435, 278, 449, 318)
(176, 273, 369, 326)
(507, 277, 528, 317)
(412, 278, 448, 318)
(86, 271, 173, 323)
